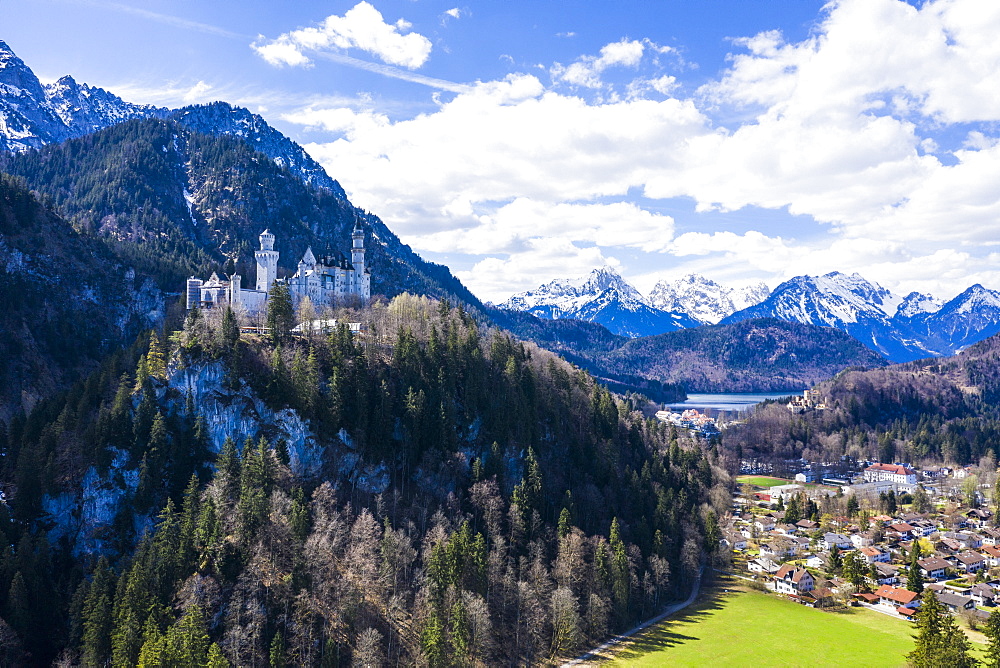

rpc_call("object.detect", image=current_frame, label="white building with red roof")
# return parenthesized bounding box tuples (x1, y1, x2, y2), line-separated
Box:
(864, 463, 917, 486)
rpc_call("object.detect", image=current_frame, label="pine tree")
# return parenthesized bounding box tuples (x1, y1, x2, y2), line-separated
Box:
(81, 557, 115, 666)
(908, 541, 925, 594)
(985, 608, 1000, 668)
(266, 282, 294, 344)
(269, 630, 286, 668)
(908, 590, 975, 667)
(220, 305, 240, 349)
(147, 330, 167, 380)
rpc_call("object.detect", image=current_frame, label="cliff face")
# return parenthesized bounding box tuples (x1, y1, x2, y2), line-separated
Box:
(41, 355, 391, 558)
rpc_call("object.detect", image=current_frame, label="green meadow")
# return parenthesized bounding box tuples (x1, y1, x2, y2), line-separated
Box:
(600, 586, 968, 667)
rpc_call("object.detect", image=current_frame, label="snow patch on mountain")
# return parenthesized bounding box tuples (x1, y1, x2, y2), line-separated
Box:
(501, 266, 699, 337)
(647, 273, 770, 324)
(896, 291, 943, 319)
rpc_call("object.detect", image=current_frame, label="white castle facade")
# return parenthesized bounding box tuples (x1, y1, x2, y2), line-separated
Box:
(186, 224, 371, 313)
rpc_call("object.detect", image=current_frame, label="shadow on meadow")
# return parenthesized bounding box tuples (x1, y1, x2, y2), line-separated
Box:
(608, 590, 734, 662)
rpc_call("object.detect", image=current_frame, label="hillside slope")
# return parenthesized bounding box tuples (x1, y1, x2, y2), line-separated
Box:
(0, 174, 160, 419)
(0, 295, 726, 664)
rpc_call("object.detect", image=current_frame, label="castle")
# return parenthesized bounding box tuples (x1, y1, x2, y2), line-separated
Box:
(186, 224, 371, 313)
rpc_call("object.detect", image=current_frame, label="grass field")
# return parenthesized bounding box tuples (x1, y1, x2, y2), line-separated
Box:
(735, 475, 790, 487)
(600, 586, 986, 667)
(735, 475, 839, 492)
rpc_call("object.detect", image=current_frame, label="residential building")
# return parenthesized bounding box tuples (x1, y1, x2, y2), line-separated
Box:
(774, 565, 815, 595)
(864, 463, 918, 486)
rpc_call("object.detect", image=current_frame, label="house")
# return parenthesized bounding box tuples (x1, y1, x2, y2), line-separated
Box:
(983, 545, 1000, 567)
(851, 532, 875, 549)
(873, 562, 900, 585)
(759, 543, 788, 560)
(888, 523, 916, 540)
(755, 517, 777, 533)
(982, 528, 1000, 546)
(910, 519, 938, 537)
(864, 463, 918, 486)
(803, 587, 835, 608)
(774, 523, 797, 535)
(859, 546, 890, 564)
(721, 532, 748, 551)
(796, 519, 820, 531)
(917, 557, 951, 581)
(774, 565, 815, 595)
(822, 533, 853, 550)
(806, 554, 828, 569)
(952, 552, 986, 574)
(938, 592, 976, 613)
(970, 583, 997, 607)
(748, 558, 781, 574)
(874, 585, 920, 610)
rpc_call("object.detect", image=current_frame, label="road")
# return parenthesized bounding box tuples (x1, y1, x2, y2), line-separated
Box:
(561, 565, 704, 667)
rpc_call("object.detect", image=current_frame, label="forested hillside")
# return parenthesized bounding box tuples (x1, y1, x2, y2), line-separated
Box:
(0, 295, 728, 665)
(724, 333, 1000, 465)
(501, 316, 888, 396)
(0, 174, 160, 420)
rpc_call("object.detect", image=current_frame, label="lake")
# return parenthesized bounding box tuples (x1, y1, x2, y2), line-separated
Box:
(665, 392, 795, 412)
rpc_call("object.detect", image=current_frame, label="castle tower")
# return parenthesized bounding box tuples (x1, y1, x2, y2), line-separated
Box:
(351, 222, 365, 282)
(255, 229, 279, 292)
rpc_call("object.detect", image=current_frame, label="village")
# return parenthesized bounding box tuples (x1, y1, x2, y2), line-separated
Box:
(724, 460, 1000, 628)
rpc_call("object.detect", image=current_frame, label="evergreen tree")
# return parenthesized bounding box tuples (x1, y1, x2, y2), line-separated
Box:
(220, 305, 240, 349)
(908, 590, 975, 667)
(908, 541, 925, 594)
(81, 557, 115, 666)
(985, 608, 1000, 668)
(846, 494, 860, 517)
(147, 330, 167, 380)
(266, 282, 294, 344)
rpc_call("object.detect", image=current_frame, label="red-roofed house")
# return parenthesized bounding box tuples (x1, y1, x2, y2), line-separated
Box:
(875, 585, 920, 610)
(864, 464, 917, 485)
(859, 546, 890, 564)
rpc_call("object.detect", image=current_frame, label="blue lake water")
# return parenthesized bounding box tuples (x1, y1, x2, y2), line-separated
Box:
(665, 392, 795, 412)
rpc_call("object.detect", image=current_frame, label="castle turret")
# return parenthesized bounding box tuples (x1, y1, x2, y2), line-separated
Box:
(255, 229, 279, 292)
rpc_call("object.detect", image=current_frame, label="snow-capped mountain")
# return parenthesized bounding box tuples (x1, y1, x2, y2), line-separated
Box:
(895, 291, 943, 319)
(908, 284, 1000, 353)
(0, 42, 345, 197)
(0, 41, 162, 152)
(502, 267, 699, 337)
(720, 272, 1000, 362)
(720, 272, 931, 361)
(647, 274, 770, 324)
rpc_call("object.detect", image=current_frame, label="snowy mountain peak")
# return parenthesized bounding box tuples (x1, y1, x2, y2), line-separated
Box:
(501, 266, 699, 337)
(647, 273, 770, 324)
(896, 291, 943, 319)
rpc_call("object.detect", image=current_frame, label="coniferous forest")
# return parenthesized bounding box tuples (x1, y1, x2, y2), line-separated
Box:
(0, 293, 729, 665)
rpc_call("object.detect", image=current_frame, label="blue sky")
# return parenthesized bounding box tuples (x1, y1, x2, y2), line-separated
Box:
(5, 0, 1000, 304)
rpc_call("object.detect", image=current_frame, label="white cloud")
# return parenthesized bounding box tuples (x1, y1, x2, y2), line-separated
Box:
(182, 80, 213, 103)
(552, 39, 645, 88)
(456, 238, 616, 303)
(252, 2, 432, 70)
(285, 0, 1000, 303)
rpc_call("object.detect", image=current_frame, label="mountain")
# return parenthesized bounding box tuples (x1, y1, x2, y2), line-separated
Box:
(0, 294, 724, 664)
(0, 41, 161, 152)
(591, 317, 888, 393)
(722, 272, 1000, 363)
(0, 117, 482, 308)
(167, 102, 347, 197)
(721, 271, 937, 362)
(647, 273, 770, 324)
(501, 267, 699, 337)
(723, 329, 1000, 466)
(0, 173, 160, 419)
(909, 284, 1000, 352)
